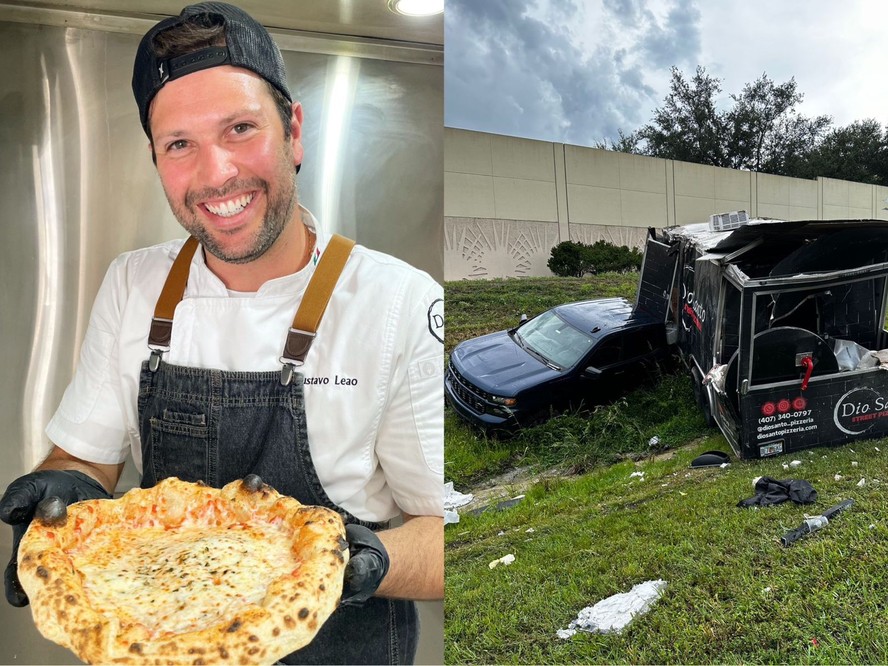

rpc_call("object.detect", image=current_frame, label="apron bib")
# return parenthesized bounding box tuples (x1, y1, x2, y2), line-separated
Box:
(136, 236, 418, 664)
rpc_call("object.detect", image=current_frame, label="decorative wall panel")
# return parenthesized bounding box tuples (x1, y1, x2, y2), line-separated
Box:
(444, 218, 559, 280)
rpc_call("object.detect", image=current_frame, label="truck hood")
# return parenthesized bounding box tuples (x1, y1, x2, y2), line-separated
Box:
(451, 330, 560, 395)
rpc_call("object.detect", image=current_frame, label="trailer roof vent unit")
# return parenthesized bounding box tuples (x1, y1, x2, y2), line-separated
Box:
(709, 210, 749, 232)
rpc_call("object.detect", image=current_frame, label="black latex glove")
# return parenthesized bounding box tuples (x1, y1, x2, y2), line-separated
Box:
(0, 470, 111, 607)
(340, 523, 390, 607)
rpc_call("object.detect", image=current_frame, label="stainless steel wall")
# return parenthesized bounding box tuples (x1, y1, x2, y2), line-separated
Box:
(0, 7, 443, 665)
(0, 14, 443, 490)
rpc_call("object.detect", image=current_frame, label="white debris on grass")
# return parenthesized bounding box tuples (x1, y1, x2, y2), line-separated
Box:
(497, 531, 506, 536)
(835, 474, 843, 481)
(557, 580, 668, 638)
(857, 478, 866, 487)
(648, 436, 660, 448)
(525, 528, 535, 533)
(870, 524, 876, 530)
(852, 461, 859, 468)
(629, 471, 645, 479)
(444, 510, 460, 525)
(762, 587, 772, 594)
(782, 463, 789, 470)
(488, 554, 515, 569)
(444, 481, 474, 510)
(720, 462, 730, 469)
(790, 460, 802, 468)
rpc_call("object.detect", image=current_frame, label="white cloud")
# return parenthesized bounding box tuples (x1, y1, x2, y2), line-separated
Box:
(445, 0, 888, 145)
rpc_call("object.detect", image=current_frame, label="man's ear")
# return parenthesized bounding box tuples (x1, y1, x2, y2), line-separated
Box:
(289, 102, 304, 171)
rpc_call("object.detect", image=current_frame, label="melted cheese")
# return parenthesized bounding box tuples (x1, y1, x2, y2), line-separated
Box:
(70, 522, 297, 636)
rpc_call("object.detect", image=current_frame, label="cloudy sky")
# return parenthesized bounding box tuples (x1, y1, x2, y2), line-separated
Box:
(444, 0, 888, 147)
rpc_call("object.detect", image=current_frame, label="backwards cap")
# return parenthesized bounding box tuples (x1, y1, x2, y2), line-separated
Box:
(132, 2, 292, 136)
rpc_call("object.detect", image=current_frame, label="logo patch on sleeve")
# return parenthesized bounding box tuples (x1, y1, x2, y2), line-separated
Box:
(427, 298, 444, 344)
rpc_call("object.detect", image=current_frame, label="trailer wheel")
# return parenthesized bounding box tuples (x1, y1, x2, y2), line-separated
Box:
(691, 370, 716, 428)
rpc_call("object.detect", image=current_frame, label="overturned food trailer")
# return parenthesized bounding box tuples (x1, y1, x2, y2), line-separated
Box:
(636, 216, 888, 459)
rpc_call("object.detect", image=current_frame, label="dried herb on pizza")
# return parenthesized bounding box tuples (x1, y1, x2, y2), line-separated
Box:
(17, 475, 348, 665)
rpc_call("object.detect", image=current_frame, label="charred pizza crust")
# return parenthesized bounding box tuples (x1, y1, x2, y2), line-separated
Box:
(17, 477, 348, 665)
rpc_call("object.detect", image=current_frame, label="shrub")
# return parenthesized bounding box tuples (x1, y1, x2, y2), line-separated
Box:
(548, 240, 643, 277)
(546, 241, 591, 277)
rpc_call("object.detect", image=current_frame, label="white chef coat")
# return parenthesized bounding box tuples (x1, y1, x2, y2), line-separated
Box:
(46, 210, 444, 522)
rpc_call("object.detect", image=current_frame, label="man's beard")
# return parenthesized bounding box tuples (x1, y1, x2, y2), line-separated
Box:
(167, 160, 298, 265)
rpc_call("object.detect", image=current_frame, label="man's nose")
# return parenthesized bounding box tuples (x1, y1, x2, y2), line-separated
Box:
(198, 144, 238, 188)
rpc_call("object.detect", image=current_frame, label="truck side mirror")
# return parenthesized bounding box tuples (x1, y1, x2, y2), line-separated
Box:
(584, 366, 603, 377)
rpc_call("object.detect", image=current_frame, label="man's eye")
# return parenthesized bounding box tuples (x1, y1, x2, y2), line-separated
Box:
(166, 139, 189, 152)
(232, 123, 254, 134)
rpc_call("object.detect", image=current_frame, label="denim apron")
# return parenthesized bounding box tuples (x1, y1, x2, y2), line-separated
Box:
(136, 237, 419, 664)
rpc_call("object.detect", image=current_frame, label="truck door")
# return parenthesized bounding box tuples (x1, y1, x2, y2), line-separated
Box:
(635, 236, 679, 322)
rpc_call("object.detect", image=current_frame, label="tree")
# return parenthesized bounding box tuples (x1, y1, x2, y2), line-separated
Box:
(797, 119, 888, 185)
(634, 66, 727, 166)
(593, 129, 640, 154)
(724, 74, 831, 174)
(623, 67, 834, 179)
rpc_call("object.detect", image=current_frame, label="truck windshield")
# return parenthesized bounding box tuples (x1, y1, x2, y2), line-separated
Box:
(515, 311, 595, 369)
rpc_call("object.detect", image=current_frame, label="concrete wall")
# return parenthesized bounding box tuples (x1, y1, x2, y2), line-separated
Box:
(444, 127, 888, 280)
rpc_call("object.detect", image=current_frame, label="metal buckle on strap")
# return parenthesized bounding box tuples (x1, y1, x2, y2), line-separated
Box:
(279, 328, 316, 385)
(148, 349, 165, 372)
(147, 317, 174, 372)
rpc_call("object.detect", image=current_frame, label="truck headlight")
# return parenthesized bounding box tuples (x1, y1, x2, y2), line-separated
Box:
(490, 396, 517, 406)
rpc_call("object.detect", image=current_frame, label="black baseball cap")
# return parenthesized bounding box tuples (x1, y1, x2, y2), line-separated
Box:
(132, 2, 292, 136)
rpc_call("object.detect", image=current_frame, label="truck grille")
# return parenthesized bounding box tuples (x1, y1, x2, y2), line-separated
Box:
(447, 363, 492, 414)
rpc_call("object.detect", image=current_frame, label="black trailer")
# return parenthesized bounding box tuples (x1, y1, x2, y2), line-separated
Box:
(636, 217, 888, 459)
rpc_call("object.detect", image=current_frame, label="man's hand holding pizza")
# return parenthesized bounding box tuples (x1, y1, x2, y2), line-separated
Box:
(0, 469, 111, 606)
(341, 524, 390, 606)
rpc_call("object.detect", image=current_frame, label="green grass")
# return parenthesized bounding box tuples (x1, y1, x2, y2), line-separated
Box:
(444, 275, 888, 664)
(446, 441, 888, 664)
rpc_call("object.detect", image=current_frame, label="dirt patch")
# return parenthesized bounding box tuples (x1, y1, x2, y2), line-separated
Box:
(454, 465, 573, 514)
(452, 440, 715, 515)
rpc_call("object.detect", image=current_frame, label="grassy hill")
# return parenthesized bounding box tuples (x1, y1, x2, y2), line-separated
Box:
(444, 275, 888, 665)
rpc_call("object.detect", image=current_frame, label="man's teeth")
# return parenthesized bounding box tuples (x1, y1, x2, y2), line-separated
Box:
(205, 193, 253, 217)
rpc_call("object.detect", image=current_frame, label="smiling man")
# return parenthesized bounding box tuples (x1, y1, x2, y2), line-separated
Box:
(0, 3, 443, 664)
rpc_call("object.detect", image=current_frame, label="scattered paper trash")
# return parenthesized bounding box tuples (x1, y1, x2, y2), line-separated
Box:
(444, 481, 474, 510)
(876, 447, 881, 452)
(870, 524, 876, 530)
(720, 462, 730, 469)
(648, 436, 661, 448)
(762, 586, 772, 594)
(525, 527, 535, 533)
(857, 478, 866, 487)
(852, 461, 859, 468)
(834, 474, 843, 481)
(557, 580, 667, 637)
(444, 510, 460, 525)
(497, 531, 506, 536)
(850, 449, 856, 454)
(488, 554, 515, 569)
(629, 471, 645, 479)
(782, 463, 789, 470)
(789, 460, 802, 468)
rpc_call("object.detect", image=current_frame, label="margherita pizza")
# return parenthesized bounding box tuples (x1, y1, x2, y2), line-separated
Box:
(17, 476, 348, 665)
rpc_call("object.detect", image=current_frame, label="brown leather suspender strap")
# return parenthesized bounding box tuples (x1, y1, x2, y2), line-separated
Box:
(147, 236, 199, 370)
(279, 233, 355, 385)
(145, 233, 355, 380)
